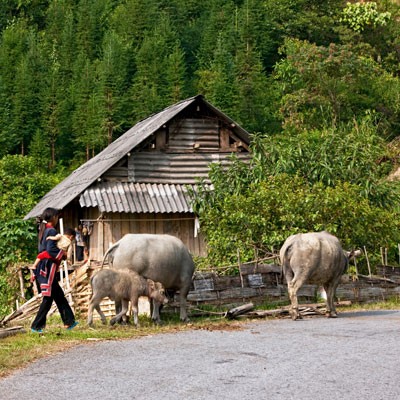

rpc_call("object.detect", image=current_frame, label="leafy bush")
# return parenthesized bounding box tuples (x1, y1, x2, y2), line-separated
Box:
(274, 38, 400, 137)
(0, 155, 64, 315)
(192, 117, 400, 272)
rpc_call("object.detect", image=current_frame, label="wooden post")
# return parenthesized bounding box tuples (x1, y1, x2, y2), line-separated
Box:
(364, 246, 372, 278)
(59, 218, 64, 284)
(353, 255, 359, 279)
(59, 218, 73, 305)
(398, 244, 400, 265)
(17, 268, 25, 300)
(59, 261, 64, 284)
(237, 249, 244, 288)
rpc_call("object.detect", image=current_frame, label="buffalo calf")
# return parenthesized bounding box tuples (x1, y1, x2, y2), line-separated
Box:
(102, 234, 195, 322)
(87, 269, 168, 326)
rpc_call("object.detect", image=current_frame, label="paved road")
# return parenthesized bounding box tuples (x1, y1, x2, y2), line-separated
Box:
(1, 310, 400, 400)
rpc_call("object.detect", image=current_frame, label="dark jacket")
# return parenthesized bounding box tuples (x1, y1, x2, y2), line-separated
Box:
(34, 225, 65, 296)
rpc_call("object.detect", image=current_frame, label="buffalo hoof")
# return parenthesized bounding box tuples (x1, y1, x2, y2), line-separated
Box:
(326, 312, 338, 318)
(290, 309, 302, 321)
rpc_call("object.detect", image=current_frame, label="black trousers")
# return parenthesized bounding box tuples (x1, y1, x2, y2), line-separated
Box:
(31, 278, 75, 330)
(76, 245, 84, 261)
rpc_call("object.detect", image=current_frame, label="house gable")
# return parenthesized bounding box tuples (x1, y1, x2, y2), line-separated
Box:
(24, 95, 251, 219)
(103, 102, 250, 185)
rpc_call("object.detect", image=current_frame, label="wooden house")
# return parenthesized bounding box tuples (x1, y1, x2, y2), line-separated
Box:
(24, 95, 251, 260)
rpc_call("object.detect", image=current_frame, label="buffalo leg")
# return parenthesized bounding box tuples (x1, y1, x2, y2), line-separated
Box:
(151, 300, 162, 324)
(87, 301, 95, 326)
(131, 297, 139, 327)
(287, 272, 309, 320)
(287, 280, 301, 320)
(284, 267, 301, 320)
(94, 304, 107, 324)
(179, 286, 190, 322)
(324, 282, 338, 318)
(110, 299, 129, 326)
(87, 296, 107, 326)
(114, 299, 124, 323)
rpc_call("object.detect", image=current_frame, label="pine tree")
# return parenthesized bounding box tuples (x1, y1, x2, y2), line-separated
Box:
(75, 0, 114, 61)
(29, 129, 51, 170)
(41, 41, 62, 168)
(196, 0, 237, 69)
(97, 30, 131, 144)
(130, 13, 181, 120)
(71, 53, 104, 161)
(12, 29, 45, 155)
(232, 41, 271, 133)
(230, 0, 273, 133)
(196, 33, 236, 115)
(110, 0, 159, 46)
(45, 3, 79, 163)
(165, 41, 187, 103)
(0, 20, 32, 155)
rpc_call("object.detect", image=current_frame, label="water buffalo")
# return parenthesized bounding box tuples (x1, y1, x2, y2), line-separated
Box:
(87, 268, 168, 327)
(102, 234, 195, 322)
(280, 231, 349, 320)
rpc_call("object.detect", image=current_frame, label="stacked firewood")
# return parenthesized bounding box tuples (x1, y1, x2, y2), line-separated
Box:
(1, 261, 115, 327)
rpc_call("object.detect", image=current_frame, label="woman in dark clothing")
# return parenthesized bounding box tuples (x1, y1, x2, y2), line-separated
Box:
(31, 208, 78, 333)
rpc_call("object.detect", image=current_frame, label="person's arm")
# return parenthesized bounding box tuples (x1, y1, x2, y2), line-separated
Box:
(45, 228, 65, 261)
(46, 233, 62, 241)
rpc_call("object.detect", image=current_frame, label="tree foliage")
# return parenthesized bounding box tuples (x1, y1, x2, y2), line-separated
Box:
(0, 1, 400, 309)
(191, 114, 400, 269)
(341, 1, 391, 33)
(274, 38, 400, 136)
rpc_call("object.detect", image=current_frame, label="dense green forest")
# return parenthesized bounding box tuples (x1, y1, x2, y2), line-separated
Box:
(1, 0, 400, 314)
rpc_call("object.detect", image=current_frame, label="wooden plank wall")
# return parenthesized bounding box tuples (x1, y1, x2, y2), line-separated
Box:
(71, 262, 400, 319)
(168, 118, 220, 151)
(82, 208, 206, 261)
(169, 269, 400, 309)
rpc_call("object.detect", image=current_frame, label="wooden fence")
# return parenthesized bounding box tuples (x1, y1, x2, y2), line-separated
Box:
(3, 261, 400, 326)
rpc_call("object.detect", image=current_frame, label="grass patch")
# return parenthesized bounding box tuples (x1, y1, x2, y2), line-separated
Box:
(337, 296, 400, 312)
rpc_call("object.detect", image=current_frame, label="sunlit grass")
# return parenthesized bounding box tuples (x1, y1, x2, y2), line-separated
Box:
(337, 296, 400, 312)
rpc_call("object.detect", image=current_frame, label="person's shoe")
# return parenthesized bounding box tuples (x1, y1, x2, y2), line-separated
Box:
(31, 328, 43, 333)
(65, 321, 78, 330)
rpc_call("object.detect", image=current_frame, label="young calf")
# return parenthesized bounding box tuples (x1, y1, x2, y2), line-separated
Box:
(87, 269, 168, 327)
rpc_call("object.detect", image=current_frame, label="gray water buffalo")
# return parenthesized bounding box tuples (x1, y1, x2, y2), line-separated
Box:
(280, 231, 350, 320)
(102, 234, 195, 322)
(87, 268, 168, 327)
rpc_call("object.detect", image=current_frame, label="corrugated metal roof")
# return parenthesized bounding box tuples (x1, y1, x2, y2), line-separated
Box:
(24, 95, 250, 219)
(79, 182, 211, 214)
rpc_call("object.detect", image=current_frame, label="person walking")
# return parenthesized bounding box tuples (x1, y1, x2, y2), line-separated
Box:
(31, 207, 78, 333)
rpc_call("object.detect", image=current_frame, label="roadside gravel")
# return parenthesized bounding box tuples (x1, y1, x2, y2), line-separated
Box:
(1, 309, 399, 400)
